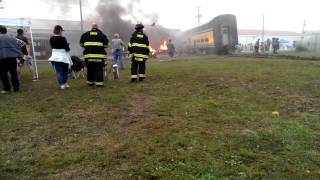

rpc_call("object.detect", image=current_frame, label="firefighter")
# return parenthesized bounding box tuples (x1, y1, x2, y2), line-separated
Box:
(128, 23, 150, 82)
(80, 23, 108, 86)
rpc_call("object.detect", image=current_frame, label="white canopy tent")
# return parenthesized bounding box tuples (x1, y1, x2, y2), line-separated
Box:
(0, 17, 39, 79)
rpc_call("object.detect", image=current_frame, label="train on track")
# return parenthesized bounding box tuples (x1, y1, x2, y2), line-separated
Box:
(183, 14, 238, 54)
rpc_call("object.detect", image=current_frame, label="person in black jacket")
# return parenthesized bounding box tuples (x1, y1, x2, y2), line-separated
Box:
(128, 23, 150, 82)
(80, 23, 108, 87)
(0, 25, 25, 93)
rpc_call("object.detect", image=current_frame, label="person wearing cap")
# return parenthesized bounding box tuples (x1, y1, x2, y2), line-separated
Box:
(80, 23, 108, 87)
(128, 23, 150, 82)
(16, 29, 37, 81)
(48, 25, 73, 90)
(111, 33, 125, 70)
(0, 25, 26, 93)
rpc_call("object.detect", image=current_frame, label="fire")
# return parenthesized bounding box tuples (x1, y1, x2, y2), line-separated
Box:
(160, 40, 168, 50)
(149, 45, 156, 55)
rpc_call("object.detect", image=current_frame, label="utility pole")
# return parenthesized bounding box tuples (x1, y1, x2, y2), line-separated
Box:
(262, 14, 265, 43)
(196, 7, 201, 25)
(302, 20, 306, 39)
(79, 0, 84, 33)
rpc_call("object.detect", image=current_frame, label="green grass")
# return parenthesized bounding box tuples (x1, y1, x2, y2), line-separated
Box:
(1, 57, 320, 179)
(279, 51, 320, 58)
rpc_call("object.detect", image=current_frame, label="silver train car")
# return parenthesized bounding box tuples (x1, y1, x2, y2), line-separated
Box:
(184, 14, 238, 54)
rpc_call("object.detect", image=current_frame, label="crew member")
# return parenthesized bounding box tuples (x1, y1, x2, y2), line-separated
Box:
(80, 23, 108, 86)
(128, 23, 150, 82)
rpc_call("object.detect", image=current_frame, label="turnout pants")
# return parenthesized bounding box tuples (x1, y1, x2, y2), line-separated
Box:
(0, 58, 20, 91)
(86, 59, 104, 86)
(131, 58, 146, 81)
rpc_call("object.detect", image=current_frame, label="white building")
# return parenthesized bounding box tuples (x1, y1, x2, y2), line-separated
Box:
(238, 29, 301, 45)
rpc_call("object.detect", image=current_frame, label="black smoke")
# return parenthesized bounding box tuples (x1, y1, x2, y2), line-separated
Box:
(95, 0, 179, 48)
(96, 0, 135, 42)
(43, 0, 179, 49)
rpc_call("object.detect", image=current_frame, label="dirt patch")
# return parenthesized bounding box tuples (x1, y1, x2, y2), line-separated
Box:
(283, 95, 320, 114)
(206, 76, 258, 91)
(118, 94, 158, 127)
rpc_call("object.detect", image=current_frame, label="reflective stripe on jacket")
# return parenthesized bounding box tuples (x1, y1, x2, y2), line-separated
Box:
(128, 31, 150, 61)
(80, 29, 109, 59)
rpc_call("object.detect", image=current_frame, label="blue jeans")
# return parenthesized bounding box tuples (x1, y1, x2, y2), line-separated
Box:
(113, 49, 124, 69)
(52, 62, 69, 85)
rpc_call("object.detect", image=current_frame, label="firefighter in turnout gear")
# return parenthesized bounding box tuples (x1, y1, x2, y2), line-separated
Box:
(128, 23, 150, 82)
(80, 23, 108, 86)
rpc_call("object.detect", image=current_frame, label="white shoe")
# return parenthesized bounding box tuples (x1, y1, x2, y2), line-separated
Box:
(1, 90, 10, 94)
(65, 84, 70, 88)
(60, 85, 66, 90)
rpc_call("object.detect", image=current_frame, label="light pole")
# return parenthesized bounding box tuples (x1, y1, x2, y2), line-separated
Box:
(79, 0, 84, 33)
(196, 7, 201, 25)
(262, 14, 265, 43)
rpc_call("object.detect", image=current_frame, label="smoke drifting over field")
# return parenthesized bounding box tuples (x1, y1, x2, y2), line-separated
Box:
(95, 0, 165, 43)
(43, 0, 179, 47)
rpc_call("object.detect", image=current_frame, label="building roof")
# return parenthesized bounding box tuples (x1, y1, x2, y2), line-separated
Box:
(31, 19, 82, 31)
(239, 29, 301, 36)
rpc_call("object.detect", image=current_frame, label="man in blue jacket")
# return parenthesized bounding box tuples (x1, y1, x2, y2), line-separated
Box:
(0, 25, 25, 93)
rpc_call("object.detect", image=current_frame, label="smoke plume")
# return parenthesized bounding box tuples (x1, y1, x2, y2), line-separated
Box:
(95, 0, 178, 48)
(44, 0, 179, 49)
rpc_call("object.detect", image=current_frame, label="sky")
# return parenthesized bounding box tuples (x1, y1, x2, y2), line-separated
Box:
(0, 0, 319, 32)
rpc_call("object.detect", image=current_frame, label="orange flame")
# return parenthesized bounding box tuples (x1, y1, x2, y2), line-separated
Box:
(160, 40, 168, 50)
(149, 45, 156, 55)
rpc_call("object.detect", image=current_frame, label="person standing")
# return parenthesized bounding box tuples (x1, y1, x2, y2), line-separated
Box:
(0, 25, 25, 94)
(128, 23, 150, 82)
(272, 38, 280, 54)
(48, 25, 72, 90)
(80, 23, 108, 87)
(254, 38, 260, 54)
(16, 29, 37, 81)
(167, 39, 175, 58)
(111, 33, 125, 70)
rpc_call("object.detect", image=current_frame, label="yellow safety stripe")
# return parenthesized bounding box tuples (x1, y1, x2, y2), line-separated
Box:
(80, 43, 84, 46)
(137, 34, 144, 38)
(84, 42, 104, 47)
(90, 32, 98, 36)
(135, 58, 144, 61)
(87, 59, 103, 62)
(131, 75, 138, 78)
(95, 82, 104, 86)
(128, 42, 132, 47)
(133, 53, 149, 58)
(139, 74, 146, 77)
(132, 43, 148, 48)
(84, 54, 107, 59)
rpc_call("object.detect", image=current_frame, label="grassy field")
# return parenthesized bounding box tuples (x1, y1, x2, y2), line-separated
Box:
(1, 57, 320, 179)
(279, 51, 320, 58)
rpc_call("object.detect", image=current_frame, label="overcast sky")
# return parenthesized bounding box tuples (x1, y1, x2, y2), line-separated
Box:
(0, 0, 319, 32)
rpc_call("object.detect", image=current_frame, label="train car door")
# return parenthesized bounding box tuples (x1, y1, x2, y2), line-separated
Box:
(221, 26, 230, 46)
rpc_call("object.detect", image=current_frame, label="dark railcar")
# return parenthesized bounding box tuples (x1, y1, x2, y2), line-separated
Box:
(184, 14, 238, 54)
